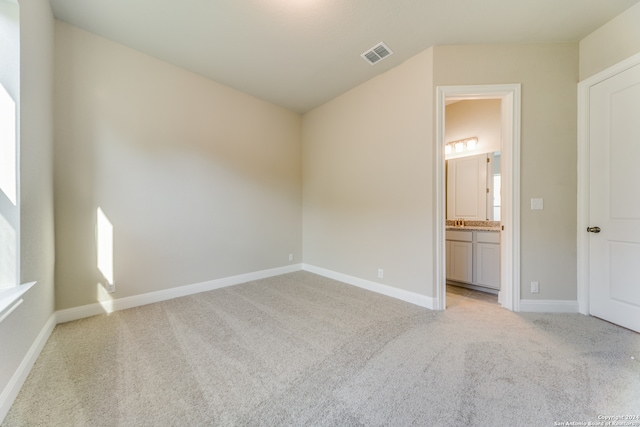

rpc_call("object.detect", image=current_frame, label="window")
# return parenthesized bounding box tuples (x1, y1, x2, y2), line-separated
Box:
(0, 83, 17, 291)
(492, 153, 501, 222)
(0, 0, 20, 294)
(493, 173, 501, 222)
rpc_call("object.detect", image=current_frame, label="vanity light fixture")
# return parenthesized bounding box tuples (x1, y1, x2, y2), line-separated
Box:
(445, 137, 478, 155)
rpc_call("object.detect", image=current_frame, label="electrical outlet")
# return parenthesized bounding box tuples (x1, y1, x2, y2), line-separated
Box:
(378, 269, 384, 279)
(288, 253, 293, 262)
(531, 281, 539, 293)
(106, 282, 115, 293)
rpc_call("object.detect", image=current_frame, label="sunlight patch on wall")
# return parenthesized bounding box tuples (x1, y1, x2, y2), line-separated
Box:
(97, 207, 114, 290)
(97, 282, 114, 314)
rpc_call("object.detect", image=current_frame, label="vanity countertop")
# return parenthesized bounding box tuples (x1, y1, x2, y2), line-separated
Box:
(446, 226, 501, 232)
(445, 220, 501, 232)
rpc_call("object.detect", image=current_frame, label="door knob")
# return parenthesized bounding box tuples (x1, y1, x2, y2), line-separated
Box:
(587, 226, 601, 233)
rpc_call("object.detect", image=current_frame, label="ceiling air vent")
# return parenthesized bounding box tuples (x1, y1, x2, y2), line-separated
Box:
(361, 42, 393, 65)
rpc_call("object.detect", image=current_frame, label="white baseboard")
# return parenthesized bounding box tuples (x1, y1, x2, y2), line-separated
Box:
(56, 264, 303, 324)
(302, 264, 435, 309)
(519, 299, 579, 313)
(0, 313, 56, 423)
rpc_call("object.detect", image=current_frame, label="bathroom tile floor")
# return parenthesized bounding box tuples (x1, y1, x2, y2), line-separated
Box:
(446, 284, 498, 308)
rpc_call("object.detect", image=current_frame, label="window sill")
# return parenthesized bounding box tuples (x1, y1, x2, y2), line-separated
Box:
(0, 281, 36, 324)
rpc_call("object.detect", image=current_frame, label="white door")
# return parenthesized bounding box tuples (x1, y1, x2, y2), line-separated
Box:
(476, 231, 501, 290)
(476, 243, 500, 289)
(449, 240, 473, 284)
(588, 62, 640, 333)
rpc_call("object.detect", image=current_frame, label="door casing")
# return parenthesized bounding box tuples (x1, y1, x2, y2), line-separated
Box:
(435, 84, 521, 311)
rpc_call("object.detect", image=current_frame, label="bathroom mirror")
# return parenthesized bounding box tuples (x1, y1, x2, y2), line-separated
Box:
(446, 152, 500, 221)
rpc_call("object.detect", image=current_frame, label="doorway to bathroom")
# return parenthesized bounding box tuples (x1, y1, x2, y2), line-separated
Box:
(435, 84, 521, 311)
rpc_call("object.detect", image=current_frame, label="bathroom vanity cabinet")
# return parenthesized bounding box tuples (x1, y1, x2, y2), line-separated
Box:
(446, 229, 500, 290)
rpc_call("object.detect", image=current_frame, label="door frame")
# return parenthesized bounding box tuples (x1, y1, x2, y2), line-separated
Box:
(435, 84, 521, 311)
(577, 51, 640, 315)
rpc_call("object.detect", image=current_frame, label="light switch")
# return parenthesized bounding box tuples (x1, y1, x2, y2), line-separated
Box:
(531, 198, 544, 210)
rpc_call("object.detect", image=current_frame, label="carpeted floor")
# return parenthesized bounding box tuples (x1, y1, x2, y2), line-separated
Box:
(3, 271, 639, 426)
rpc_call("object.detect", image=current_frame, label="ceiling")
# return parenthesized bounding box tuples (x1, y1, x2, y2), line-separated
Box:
(49, 0, 640, 113)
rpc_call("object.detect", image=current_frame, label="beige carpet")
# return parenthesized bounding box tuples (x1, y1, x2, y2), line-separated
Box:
(3, 271, 640, 426)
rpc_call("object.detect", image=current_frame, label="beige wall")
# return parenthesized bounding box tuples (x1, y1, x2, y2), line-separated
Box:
(445, 99, 501, 159)
(303, 48, 434, 296)
(304, 44, 578, 302)
(54, 22, 302, 310)
(435, 44, 579, 301)
(579, 2, 640, 80)
(0, 0, 55, 413)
